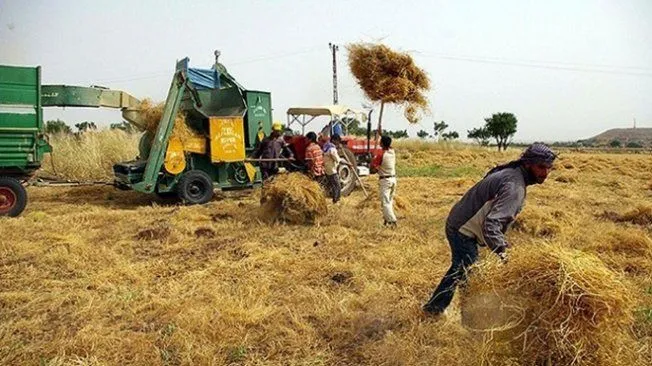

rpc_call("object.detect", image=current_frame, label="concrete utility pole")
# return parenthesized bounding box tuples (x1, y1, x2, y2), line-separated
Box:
(329, 43, 339, 105)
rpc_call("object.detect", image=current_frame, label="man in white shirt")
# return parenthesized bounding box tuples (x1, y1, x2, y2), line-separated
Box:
(323, 134, 342, 203)
(370, 135, 397, 226)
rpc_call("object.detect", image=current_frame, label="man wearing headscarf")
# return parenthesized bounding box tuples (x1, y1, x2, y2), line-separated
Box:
(422, 143, 557, 316)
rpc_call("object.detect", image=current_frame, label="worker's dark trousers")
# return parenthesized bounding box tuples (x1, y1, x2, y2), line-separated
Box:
(326, 173, 341, 203)
(423, 226, 479, 314)
(261, 167, 279, 180)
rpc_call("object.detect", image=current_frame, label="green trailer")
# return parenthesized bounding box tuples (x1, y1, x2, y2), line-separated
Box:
(0, 63, 140, 217)
(0, 65, 52, 216)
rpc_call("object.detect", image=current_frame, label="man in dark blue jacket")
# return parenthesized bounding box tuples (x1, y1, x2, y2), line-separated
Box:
(423, 143, 557, 316)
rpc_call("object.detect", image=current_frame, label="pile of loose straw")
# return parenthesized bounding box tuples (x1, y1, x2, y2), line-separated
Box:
(139, 98, 200, 142)
(260, 173, 328, 224)
(462, 244, 638, 365)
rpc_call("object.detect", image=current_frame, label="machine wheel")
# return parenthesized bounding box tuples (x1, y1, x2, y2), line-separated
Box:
(0, 176, 27, 217)
(177, 170, 214, 205)
(338, 147, 357, 197)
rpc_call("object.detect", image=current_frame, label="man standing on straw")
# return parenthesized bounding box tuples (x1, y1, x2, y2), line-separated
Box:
(370, 135, 397, 227)
(423, 143, 557, 317)
(323, 134, 342, 203)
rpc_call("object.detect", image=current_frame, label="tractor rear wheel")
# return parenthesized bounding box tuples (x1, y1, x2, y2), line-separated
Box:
(338, 147, 357, 197)
(0, 176, 27, 217)
(177, 170, 214, 205)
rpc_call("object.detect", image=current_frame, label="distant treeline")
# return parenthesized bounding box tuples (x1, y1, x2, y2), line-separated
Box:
(45, 120, 137, 134)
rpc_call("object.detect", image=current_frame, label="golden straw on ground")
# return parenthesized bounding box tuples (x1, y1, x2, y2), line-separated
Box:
(356, 187, 411, 212)
(462, 244, 638, 365)
(259, 173, 328, 224)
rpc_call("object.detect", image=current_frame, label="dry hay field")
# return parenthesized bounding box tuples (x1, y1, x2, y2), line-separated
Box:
(1, 131, 651, 365)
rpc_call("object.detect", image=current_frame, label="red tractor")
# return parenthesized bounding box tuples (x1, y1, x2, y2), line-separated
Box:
(284, 106, 382, 196)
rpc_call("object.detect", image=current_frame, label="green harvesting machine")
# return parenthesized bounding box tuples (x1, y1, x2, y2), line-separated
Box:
(0, 51, 273, 216)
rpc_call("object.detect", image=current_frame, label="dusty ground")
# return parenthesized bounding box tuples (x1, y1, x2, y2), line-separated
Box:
(1, 141, 651, 365)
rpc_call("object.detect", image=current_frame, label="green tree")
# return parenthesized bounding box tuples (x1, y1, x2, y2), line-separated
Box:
(75, 121, 97, 132)
(417, 129, 431, 139)
(442, 131, 459, 141)
(382, 129, 408, 139)
(467, 127, 490, 146)
(110, 121, 137, 133)
(433, 121, 449, 139)
(577, 139, 596, 147)
(341, 116, 367, 136)
(609, 139, 622, 148)
(45, 119, 72, 134)
(625, 141, 643, 148)
(484, 112, 518, 151)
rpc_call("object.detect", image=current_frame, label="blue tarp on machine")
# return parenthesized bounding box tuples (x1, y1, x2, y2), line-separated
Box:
(188, 68, 220, 90)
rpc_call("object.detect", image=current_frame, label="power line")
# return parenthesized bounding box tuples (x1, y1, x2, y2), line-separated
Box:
(83, 46, 652, 85)
(231, 47, 320, 66)
(422, 52, 652, 72)
(90, 47, 322, 84)
(91, 71, 170, 84)
(420, 53, 652, 77)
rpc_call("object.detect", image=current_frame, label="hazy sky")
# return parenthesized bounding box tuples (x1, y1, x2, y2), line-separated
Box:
(1, 0, 651, 141)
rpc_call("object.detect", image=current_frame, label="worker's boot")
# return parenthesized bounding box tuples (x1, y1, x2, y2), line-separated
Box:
(383, 220, 398, 228)
(421, 306, 448, 321)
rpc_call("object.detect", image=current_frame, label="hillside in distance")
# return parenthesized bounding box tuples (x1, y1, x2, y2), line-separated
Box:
(582, 127, 652, 147)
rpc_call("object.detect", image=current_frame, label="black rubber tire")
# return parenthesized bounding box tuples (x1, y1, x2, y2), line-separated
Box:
(338, 147, 357, 197)
(0, 176, 27, 217)
(177, 170, 214, 205)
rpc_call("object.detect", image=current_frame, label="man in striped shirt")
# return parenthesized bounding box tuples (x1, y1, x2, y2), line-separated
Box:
(304, 132, 325, 178)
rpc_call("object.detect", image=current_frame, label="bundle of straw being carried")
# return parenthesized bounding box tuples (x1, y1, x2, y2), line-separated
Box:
(260, 173, 328, 224)
(138, 98, 200, 143)
(347, 43, 430, 123)
(462, 244, 638, 365)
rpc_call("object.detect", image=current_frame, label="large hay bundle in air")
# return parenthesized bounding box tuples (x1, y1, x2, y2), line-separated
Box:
(260, 173, 328, 224)
(139, 98, 200, 142)
(347, 43, 430, 123)
(462, 244, 637, 365)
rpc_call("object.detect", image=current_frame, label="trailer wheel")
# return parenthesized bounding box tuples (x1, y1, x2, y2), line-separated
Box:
(338, 147, 357, 197)
(177, 170, 214, 205)
(0, 177, 27, 217)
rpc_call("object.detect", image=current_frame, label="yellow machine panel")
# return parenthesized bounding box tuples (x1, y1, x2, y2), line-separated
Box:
(182, 135, 207, 154)
(244, 162, 257, 182)
(164, 136, 186, 175)
(209, 117, 245, 162)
